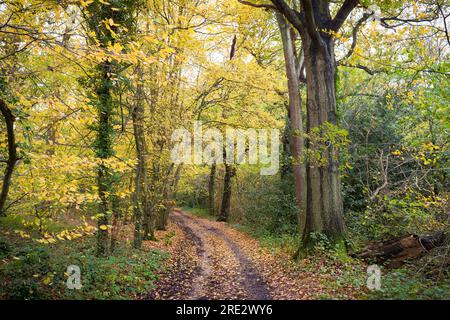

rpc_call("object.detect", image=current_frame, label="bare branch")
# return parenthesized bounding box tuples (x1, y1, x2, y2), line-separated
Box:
(229, 35, 237, 60)
(237, 0, 276, 10)
(340, 12, 373, 61)
(438, 3, 450, 46)
(339, 62, 381, 75)
(328, 0, 359, 32)
(369, 150, 389, 201)
(270, 0, 304, 33)
(380, 12, 440, 29)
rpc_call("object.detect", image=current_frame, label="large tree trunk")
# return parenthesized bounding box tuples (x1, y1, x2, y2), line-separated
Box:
(132, 154, 147, 248)
(0, 99, 17, 216)
(218, 163, 235, 222)
(300, 31, 345, 252)
(276, 14, 307, 239)
(267, 0, 360, 255)
(280, 111, 292, 179)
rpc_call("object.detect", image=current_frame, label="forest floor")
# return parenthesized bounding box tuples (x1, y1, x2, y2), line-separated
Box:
(1, 209, 446, 300)
(145, 210, 363, 300)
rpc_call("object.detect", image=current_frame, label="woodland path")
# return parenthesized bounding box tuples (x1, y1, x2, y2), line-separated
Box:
(145, 210, 358, 300)
(172, 210, 271, 300)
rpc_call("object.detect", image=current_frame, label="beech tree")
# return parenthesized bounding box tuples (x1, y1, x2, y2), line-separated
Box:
(239, 0, 448, 254)
(238, 0, 359, 252)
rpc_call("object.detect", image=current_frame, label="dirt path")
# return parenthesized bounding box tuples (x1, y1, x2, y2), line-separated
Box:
(146, 210, 360, 300)
(172, 210, 271, 300)
(146, 210, 271, 300)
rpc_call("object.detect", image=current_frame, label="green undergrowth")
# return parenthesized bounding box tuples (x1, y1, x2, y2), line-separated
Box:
(0, 233, 168, 300)
(368, 269, 450, 300)
(367, 250, 450, 300)
(181, 206, 215, 221)
(0, 214, 72, 235)
(183, 206, 299, 254)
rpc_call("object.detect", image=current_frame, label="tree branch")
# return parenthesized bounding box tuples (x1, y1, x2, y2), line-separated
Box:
(339, 62, 381, 75)
(237, 0, 276, 10)
(370, 150, 389, 201)
(300, 0, 322, 46)
(438, 3, 450, 46)
(229, 35, 237, 60)
(270, 0, 304, 33)
(340, 12, 373, 61)
(379, 13, 440, 29)
(328, 0, 359, 32)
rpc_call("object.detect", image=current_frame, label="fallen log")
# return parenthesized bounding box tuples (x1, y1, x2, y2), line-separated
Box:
(354, 231, 449, 268)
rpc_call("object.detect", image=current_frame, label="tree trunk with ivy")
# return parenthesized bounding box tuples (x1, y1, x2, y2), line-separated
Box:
(94, 60, 115, 257)
(84, 0, 140, 256)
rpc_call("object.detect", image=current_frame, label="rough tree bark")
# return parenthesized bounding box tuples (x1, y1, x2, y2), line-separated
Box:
(270, 0, 360, 253)
(0, 99, 17, 216)
(276, 13, 307, 239)
(299, 29, 346, 251)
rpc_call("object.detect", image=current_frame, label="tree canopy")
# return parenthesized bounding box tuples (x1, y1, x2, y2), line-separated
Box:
(0, 0, 448, 300)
